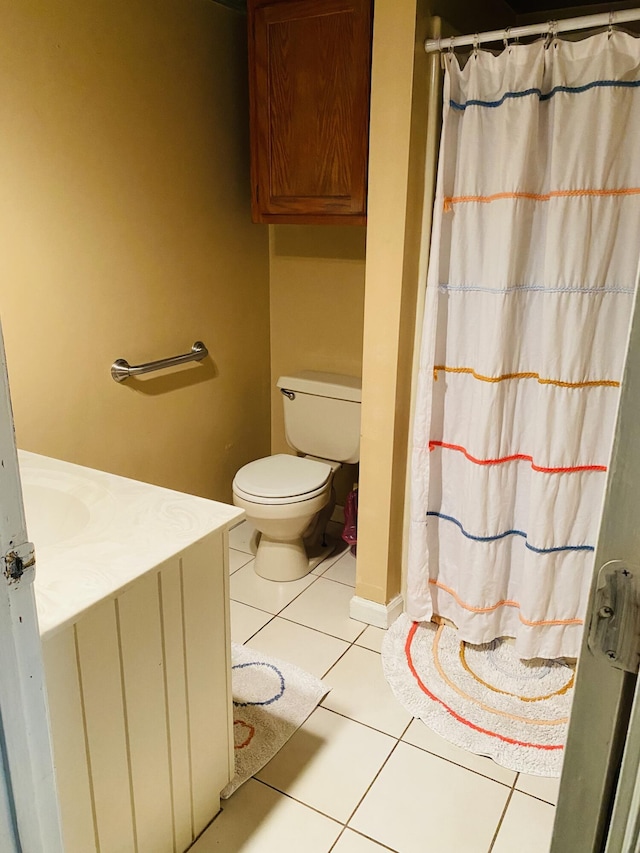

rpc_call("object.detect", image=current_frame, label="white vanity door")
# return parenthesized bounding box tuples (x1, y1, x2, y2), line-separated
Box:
(43, 529, 233, 853)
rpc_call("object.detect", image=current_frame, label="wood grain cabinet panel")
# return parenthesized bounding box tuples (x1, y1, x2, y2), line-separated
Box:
(248, 0, 373, 224)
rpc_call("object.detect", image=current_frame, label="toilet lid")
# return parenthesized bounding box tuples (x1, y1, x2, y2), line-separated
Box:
(233, 454, 331, 500)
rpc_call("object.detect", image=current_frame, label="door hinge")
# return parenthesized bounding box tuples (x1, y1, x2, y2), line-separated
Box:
(3, 542, 35, 585)
(588, 560, 640, 674)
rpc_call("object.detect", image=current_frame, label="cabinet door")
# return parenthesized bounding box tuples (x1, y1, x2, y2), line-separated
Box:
(248, 0, 372, 224)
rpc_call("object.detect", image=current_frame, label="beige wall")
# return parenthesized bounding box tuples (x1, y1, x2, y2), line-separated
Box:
(0, 0, 271, 501)
(356, 0, 516, 609)
(269, 225, 366, 500)
(356, 0, 429, 606)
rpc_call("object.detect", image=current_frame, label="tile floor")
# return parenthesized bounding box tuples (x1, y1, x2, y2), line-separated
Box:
(191, 520, 558, 853)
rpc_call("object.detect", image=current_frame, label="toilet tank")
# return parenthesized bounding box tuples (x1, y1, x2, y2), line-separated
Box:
(277, 371, 362, 464)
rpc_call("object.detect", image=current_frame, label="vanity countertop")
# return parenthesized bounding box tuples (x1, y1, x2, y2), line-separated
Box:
(18, 450, 243, 639)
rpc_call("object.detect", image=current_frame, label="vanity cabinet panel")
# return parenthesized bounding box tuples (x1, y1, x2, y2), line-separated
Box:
(248, 0, 372, 224)
(42, 531, 233, 853)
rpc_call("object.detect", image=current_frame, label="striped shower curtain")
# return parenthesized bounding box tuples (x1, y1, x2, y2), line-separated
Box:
(407, 31, 640, 660)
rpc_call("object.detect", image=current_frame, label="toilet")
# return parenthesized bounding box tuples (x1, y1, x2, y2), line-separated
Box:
(232, 371, 361, 581)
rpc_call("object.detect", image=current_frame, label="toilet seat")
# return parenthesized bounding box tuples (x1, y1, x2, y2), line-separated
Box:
(233, 454, 332, 506)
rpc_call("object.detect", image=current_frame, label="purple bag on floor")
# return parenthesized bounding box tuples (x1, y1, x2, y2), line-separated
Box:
(342, 486, 358, 556)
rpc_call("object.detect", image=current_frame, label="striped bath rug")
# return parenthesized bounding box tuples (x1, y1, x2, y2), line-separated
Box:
(382, 614, 575, 776)
(221, 643, 329, 798)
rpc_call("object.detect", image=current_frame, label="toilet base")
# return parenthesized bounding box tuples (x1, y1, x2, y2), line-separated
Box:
(254, 534, 334, 582)
(254, 534, 308, 581)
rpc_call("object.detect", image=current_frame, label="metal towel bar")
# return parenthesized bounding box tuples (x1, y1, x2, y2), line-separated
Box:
(111, 341, 208, 383)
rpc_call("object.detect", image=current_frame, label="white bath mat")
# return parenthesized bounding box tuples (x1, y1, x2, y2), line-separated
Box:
(221, 643, 329, 798)
(382, 614, 575, 777)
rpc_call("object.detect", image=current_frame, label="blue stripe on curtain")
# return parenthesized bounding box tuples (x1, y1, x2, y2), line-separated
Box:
(450, 78, 640, 111)
(426, 511, 595, 553)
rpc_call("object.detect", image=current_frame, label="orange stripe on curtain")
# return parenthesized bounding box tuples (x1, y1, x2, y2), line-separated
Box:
(429, 579, 584, 627)
(443, 186, 640, 212)
(433, 365, 620, 389)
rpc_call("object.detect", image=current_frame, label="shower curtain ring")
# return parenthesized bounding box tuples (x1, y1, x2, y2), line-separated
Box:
(473, 33, 479, 58)
(503, 27, 512, 52)
(448, 39, 455, 62)
(608, 11, 615, 39)
(545, 20, 558, 49)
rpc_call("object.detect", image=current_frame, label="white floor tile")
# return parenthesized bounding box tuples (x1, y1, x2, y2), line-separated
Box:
(312, 538, 350, 575)
(230, 601, 273, 645)
(322, 551, 357, 587)
(492, 791, 555, 853)
(350, 742, 510, 853)
(229, 549, 255, 575)
(322, 646, 412, 737)
(230, 562, 316, 614)
(354, 626, 386, 654)
(401, 719, 516, 786)
(279, 578, 365, 642)
(332, 829, 396, 852)
(246, 617, 349, 678)
(515, 773, 561, 805)
(190, 779, 341, 853)
(228, 520, 258, 555)
(257, 707, 395, 823)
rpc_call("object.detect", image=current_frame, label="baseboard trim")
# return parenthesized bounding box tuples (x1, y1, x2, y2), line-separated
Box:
(349, 594, 404, 629)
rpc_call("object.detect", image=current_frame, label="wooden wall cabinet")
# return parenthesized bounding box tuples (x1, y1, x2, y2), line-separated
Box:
(247, 0, 373, 225)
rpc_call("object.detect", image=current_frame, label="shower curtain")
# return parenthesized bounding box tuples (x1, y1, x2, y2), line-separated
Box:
(407, 30, 640, 660)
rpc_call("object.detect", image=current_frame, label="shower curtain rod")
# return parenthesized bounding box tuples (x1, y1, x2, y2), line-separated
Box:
(424, 7, 640, 53)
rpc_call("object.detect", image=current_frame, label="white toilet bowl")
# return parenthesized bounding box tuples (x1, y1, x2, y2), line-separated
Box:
(232, 454, 333, 581)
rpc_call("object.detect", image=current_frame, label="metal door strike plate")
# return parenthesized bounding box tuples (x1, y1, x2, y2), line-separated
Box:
(3, 542, 35, 585)
(588, 560, 640, 674)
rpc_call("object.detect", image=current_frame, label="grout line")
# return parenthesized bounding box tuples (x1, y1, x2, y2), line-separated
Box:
(253, 777, 344, 827)
(320, 703, 517, 791)
(328, 825, 399, 853)
(313, 547, 351, 574)
(277, 613, 365, 646)
(344, 738, 403, 827)
(272, 572, 323, 612)
(319, 575, 357, 589)
(487, 774, 519, 852)
(230, 569, 322, 618)
(318, 705, 402, 741)
(342, 828, 399, 852)
(229, 546, 255, 556)
(228, 547, 255, 558)
(318, 631, 369, 680)
(327, 826, 347, 852)
(240, 613, 279, 646)
(396, 734, 517, 789)
(399, 718, 413, 739)
(229, 561, 255, 577)
(230, 599, 275, 617)
(515, 790, 558, 806)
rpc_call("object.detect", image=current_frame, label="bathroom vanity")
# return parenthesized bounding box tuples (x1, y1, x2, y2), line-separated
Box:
(20, 451, 243, 853)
